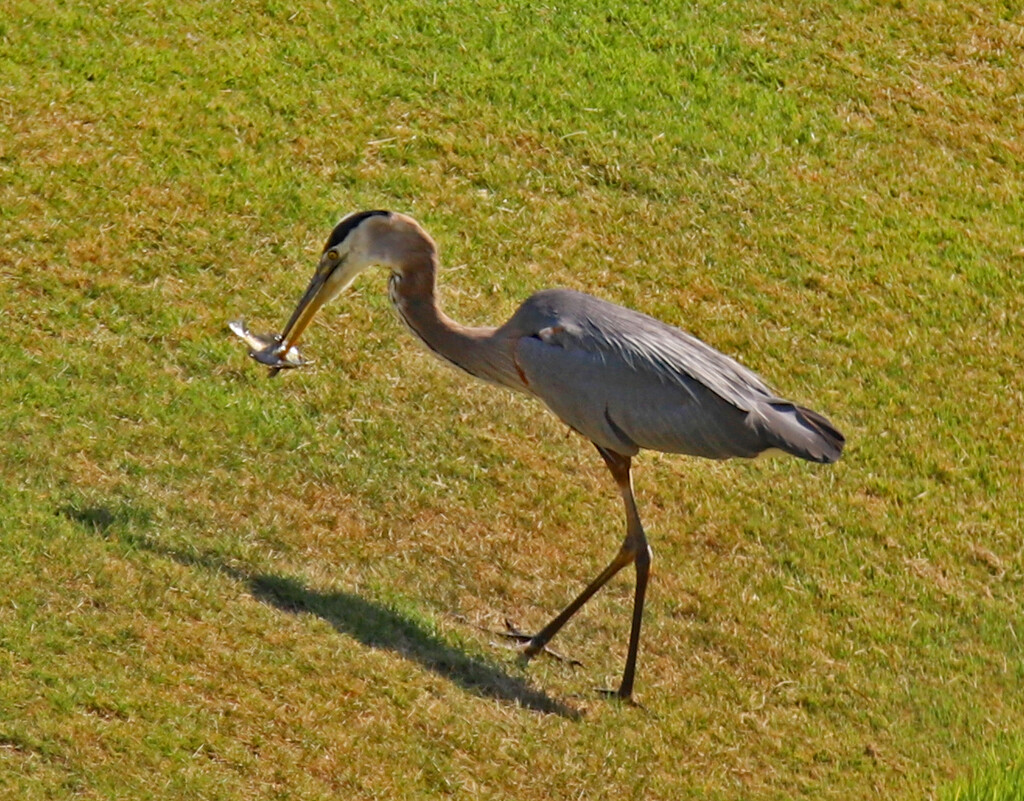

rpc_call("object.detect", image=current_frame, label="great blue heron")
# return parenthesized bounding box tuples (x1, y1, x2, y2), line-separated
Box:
(263, 210, 844, 701)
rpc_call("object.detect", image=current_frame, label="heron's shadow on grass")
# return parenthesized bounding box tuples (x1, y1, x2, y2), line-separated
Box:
(62, 504, 579, 719)
(245, 574, 577, 717)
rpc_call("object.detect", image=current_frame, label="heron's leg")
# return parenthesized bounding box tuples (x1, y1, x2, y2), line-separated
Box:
(522, 447, 652, 700)
(616, 478, 651, 701)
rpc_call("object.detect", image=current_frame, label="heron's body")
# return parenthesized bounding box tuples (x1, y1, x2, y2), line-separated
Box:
(272, 210, 845, 701)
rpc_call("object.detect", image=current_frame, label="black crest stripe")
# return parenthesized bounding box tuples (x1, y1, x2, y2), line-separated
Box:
(324, 210, 390, 251)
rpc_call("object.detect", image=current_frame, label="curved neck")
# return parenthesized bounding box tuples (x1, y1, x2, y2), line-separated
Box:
(387, 253, 521, 389)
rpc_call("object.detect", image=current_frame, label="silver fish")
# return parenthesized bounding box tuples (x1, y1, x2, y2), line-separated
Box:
(228, 319, 308, 377)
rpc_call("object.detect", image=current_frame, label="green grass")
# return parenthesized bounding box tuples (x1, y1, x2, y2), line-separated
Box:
(942, 740, 1024, 801)
(2, 0, 1023, 798)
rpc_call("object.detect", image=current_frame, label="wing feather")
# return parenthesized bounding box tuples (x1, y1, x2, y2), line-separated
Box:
(505, 290, 779, 458)
(504, 289, 844, 462)
(509, 289, 778, 410)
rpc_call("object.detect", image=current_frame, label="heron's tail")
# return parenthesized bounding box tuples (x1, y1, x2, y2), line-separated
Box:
(751, 401, 845, 464)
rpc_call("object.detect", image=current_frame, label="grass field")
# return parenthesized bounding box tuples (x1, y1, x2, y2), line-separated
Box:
(2, 1, 1023, 798)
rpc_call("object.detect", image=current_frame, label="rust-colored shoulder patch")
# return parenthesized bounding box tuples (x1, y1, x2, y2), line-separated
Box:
(511, 338, 531, 388)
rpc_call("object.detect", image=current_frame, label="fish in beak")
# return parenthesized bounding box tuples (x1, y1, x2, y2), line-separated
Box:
(227, 319, 308, 377)
(229, 244, 364, 377)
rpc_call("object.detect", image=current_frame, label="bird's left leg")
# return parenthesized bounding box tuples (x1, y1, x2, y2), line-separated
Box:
(610, 450, 651, 701)
(516, 447, 652, 700)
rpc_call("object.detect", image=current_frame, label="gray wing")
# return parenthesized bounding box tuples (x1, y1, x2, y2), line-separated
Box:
(503, 289, 843, 462)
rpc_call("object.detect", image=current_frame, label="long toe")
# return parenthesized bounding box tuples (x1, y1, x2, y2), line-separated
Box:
(499, 619, 535, 643)
(596, 687, 643, 708)
(498, 621, 583, 666)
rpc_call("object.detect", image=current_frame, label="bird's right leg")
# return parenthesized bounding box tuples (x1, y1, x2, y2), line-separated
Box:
(516, 448, 648, 696)
(514, 542, 635, 659)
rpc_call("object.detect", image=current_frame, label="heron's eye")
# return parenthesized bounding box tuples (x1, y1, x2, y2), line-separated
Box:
(326, 250, 340, 261)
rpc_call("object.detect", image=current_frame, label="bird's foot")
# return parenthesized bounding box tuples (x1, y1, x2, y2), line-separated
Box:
(498, 619, 583, 667)
(595, 687, 645, 709)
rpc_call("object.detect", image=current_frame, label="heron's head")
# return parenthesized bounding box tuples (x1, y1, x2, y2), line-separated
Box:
(279, 210, 434, 349)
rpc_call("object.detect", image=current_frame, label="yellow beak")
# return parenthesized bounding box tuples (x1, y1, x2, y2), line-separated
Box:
(279, 265, 331, 350)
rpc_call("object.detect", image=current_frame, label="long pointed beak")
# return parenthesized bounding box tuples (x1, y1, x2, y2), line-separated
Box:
(279, 266, 331, 350)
